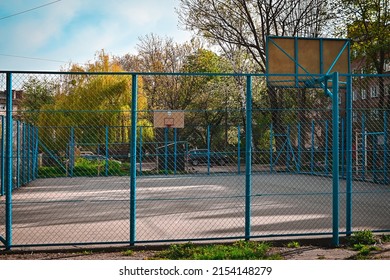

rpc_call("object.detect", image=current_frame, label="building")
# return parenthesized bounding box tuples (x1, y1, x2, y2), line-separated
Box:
(0, 90, 23, 117)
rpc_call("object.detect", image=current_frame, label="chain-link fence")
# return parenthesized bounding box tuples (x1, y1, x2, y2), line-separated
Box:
(0, 71, 389, 248)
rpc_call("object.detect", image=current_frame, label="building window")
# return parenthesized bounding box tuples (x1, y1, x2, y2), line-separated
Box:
(353, 111, 357, 122)
(373, 109, 379, 120)
(370, 86, 378, 98)
(361, 89, 367, 99)
(353, 90, 358, 101)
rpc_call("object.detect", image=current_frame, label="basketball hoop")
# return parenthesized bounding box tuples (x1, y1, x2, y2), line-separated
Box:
(153, 110, 185, 128)
(164, 117, 174, 128)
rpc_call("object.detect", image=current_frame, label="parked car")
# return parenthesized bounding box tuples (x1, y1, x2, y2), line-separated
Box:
(187, 149, 227, 166)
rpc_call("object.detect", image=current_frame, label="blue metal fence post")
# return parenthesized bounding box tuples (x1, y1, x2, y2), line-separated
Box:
(361, 114, 366, 180)
(245, 75, 252, 240)
(69, 127, 75, 177)
(384, 111, 388, 184)
(207, 125, 210, 175)
(22, 123, 26, 185)
(332, 72, 340, 247)
(174, 128, 177, 175)
(5, 72, 13, 249)
(237, 125, 241, 174)
(297, 122, 301, 173)
(346, 75, 353, 235)
(270, 123, 273, 173)
(130, 74, 138, 246)
(341, 118, 345, 178)
(325, 120, 329, 176)
(139, 126, 143, 175)
(27, 125, 30, 182)
(16, 121, 20, 188)
(105, 126, 109, 177)
(164, 127, 168, 175)
(33, 126, 38, 180)
(286, 125, 291, 171)
(1, 116, 4, 196)
(373, 135, 378, 183)
(311, 120, 315, 175)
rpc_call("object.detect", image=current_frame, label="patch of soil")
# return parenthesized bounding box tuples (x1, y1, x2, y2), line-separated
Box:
(1, 239, 389, 260)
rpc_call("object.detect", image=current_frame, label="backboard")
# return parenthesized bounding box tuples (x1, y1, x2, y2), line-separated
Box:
(153, 110, 185, 128)
(266, 36, 350, 88)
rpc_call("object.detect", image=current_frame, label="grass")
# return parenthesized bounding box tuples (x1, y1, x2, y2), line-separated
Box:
(381, 234, 390, 243)
(287, 241, 300, 248)
(347, 230, 382, 259)
(122, 249, 134, 257)
(348, 230, 376, 246)
(153, 241, 282, 260)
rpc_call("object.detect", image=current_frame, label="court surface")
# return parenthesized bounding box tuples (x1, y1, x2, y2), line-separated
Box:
(1, 174, 389, 247)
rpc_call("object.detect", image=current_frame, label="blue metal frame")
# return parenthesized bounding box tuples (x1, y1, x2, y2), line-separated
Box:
(5, 67, 388, 249)
(325, 120, 329, 176)
(361, 114, 366, 180)
(164, 127, 168, 175)
(1, 116, 4, 196)
(5, 72, 13, 249)
(346, 74, 353, 235)
(269, 123, 273, 173)
(21, 123, 26, 185)
(130, 74, 138, 245)
(311, 120, 315, 175)
(245, 75, 252, 240)
(105, 126, 109, 176)
(297, 122, 301, 172)
(237, 125, 241, 175)
(69, 127, 75, 177)
(16, 121, 20, 188)
(207, 125, 211, 175)
(139, 126, 143, 175)
(33, 127, 39, 180)
(341, 118, 345, 178)
(384, 111, 388, 184)
(331, 72, 340, 246)
(174, 128, 177, 175)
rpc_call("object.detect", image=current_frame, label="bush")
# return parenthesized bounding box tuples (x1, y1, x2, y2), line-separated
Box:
(38, 166, 66, 178)
(349, 230, 376, 246)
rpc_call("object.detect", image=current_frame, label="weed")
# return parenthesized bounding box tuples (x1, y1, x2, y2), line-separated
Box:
(155, 241, 282, 260)
(349, 230, 376, 246)
(122, 250, 134, 256)
(381, 235, 390, 243)
(81, 250, 92, 255)
(287, 241, 300, 248)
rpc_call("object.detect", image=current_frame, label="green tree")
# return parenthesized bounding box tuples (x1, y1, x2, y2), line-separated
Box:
(20, 78, 55, 124)
(340, 0, 389, 108)
(38, 50, 152, 152)
(177, 0, 336, 150)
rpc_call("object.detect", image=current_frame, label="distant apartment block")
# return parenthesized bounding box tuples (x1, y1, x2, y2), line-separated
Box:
(0, 90, 23, 117)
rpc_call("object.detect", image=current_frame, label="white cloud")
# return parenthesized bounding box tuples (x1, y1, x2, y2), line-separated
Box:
(0, 0, 193, 71)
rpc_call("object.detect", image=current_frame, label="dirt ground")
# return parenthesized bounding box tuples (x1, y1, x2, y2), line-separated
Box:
(1, 238, 389, 260)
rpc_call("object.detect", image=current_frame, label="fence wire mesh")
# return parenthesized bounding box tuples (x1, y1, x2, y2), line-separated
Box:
(0, 72, 389, 248)
(350, 74, 390, 232)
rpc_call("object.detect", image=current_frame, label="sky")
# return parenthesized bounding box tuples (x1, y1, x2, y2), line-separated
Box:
(0, 0, 193, 71)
